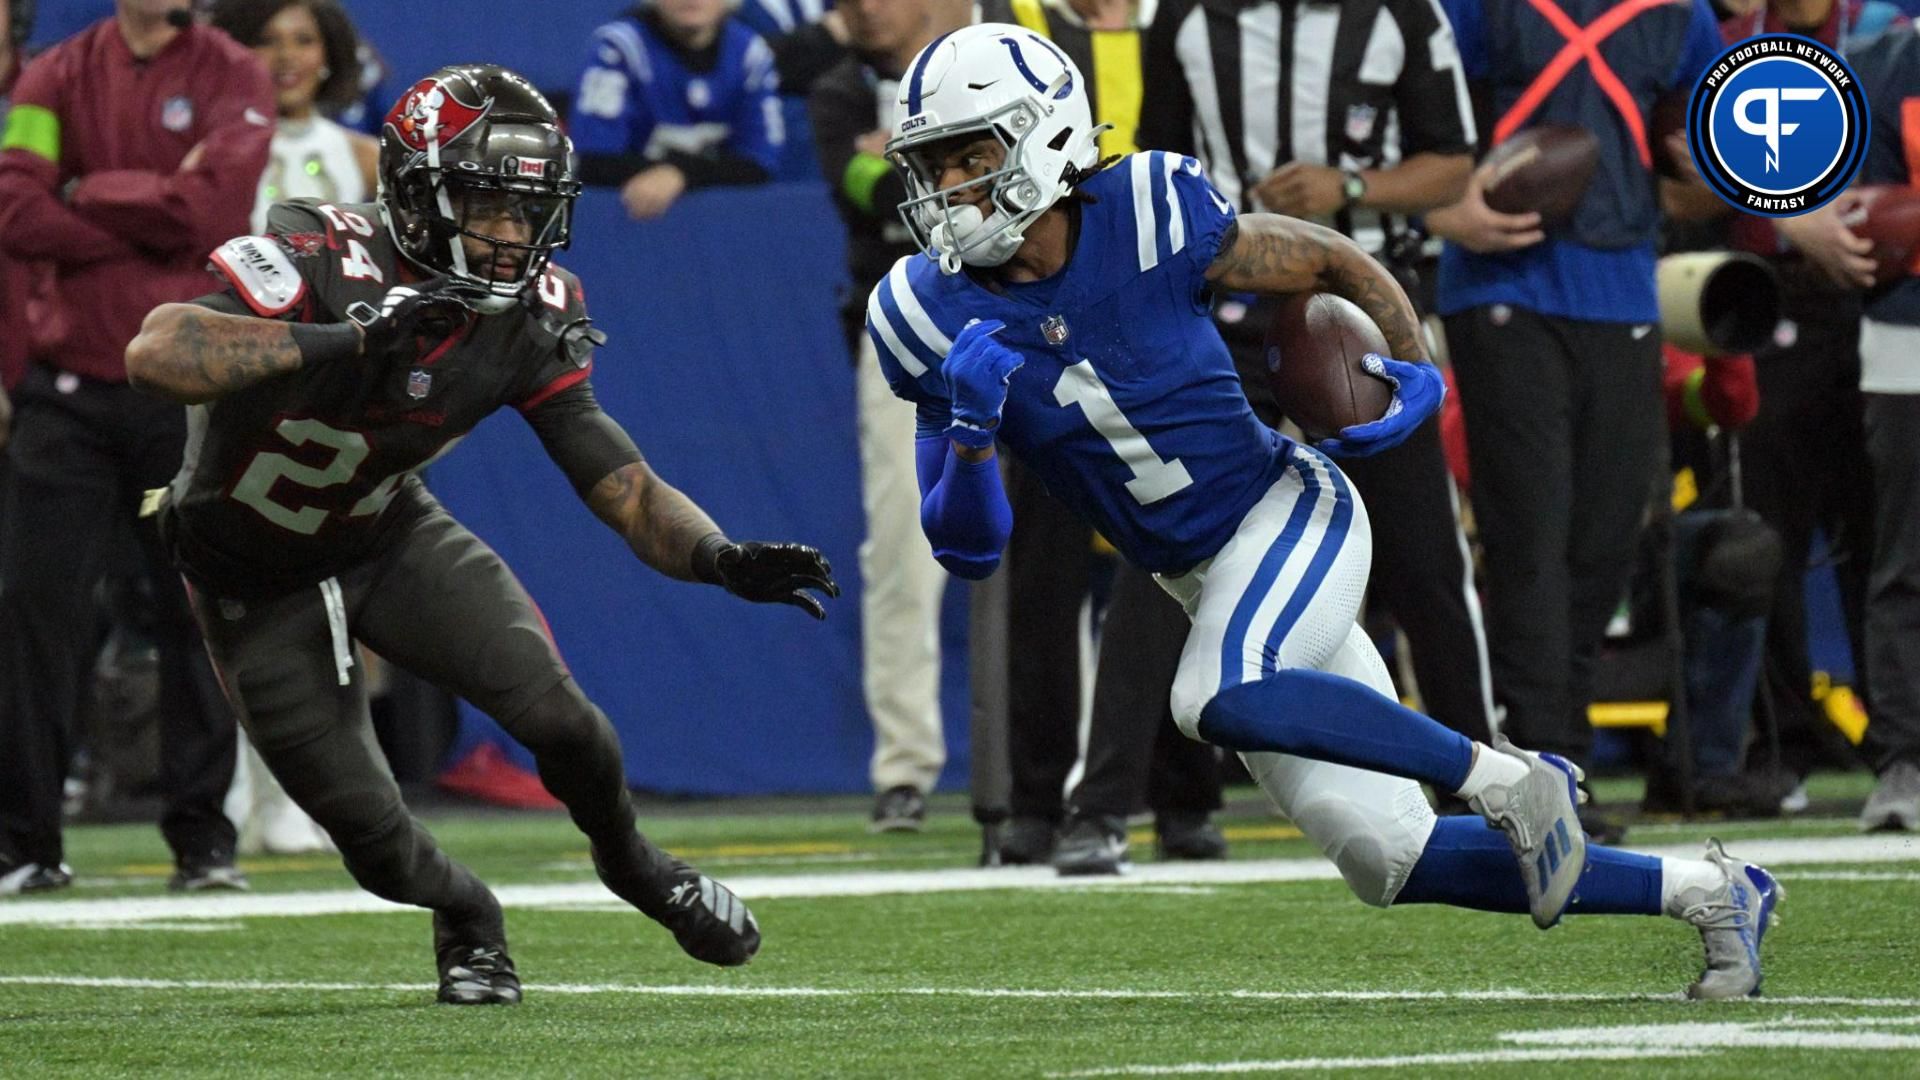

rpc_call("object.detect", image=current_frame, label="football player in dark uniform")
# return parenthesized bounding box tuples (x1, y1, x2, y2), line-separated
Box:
(124, 64, 838, 1005)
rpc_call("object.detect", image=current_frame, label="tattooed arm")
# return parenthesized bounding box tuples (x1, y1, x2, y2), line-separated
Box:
(545, 385, 837, 613)
(583, 459, 723, 581)
(125, 301, 355, 404)
(1203, 214, 1430, 363)
(520, 382, 716, 581)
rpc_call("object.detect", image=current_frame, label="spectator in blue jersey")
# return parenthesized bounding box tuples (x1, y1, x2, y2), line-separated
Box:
(1426, 0, 1723, 844)
(572, 0, 784, 220)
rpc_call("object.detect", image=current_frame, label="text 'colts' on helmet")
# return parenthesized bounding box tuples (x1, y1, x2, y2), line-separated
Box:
(378, 64, 582, 313)
(886, 23, 1106, 274)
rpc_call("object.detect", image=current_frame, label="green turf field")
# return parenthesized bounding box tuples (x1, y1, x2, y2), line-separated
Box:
(3, 773, 1917, 1077)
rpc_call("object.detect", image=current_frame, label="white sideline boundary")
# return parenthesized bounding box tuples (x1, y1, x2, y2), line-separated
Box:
(1048, 1016, 1920, 1075)
(0, 976, 1917, 1010)
(0, 834, 1912, 928)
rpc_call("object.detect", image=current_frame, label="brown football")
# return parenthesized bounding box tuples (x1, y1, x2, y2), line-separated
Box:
(1264, 293, 1394, 441)
(1847, 185, 1920, 285)
(1481, 124, 1601, 224)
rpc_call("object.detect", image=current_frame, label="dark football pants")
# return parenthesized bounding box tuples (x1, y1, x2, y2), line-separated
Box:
(0, 367, 236, 869)
(1443, 306, 1665, 771)
(1864, 392, 1920, 773)
(186, 498, 639, 937)
(1219, 302, 1497, 747)
(1740, 277, 1873, 774)
(1002, 458, 1221, 822)
(1076, 560, 1223, 820)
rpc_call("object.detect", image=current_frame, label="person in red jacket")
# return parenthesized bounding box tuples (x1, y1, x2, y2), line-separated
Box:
(0, 0, 272, 896)
(1, 0, 35, 442)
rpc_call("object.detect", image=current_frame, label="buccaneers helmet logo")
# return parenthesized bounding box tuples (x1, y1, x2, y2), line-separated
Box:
(385, 77, 492, 152)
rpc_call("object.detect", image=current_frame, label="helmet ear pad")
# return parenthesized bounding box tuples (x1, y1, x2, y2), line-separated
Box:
(1000, 178, 1043, 212)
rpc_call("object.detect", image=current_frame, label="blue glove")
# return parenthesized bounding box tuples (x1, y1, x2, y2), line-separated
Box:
(1316, 354, 1446, 458)
(944, 319, 1024, 450)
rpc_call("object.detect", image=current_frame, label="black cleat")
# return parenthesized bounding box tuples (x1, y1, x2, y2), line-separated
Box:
(0, 859, 73, 897)
(997, 816, 1058, 865)
(594, 843, 760, 966)
(1155, 812, 1228, 862)
(870, 785, 928, 833)
(1053, 813, 1129, 876)
(436, 942, 522, 1005)
(167, 857, 250, 893)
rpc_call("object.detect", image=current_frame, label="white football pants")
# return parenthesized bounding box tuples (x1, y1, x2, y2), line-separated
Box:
(1160, 444, 1437, 906)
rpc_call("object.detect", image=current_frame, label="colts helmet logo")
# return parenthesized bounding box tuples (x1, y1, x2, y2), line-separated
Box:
(385, 77, 492, 151)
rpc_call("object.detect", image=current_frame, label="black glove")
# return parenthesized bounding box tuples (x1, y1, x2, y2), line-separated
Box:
(342, 277, 478, 356)
(693, 534, 840, 619)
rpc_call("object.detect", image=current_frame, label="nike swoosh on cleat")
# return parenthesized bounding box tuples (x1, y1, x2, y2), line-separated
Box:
(967, 80, 999, 90)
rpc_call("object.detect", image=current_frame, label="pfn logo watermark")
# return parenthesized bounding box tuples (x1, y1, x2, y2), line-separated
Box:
(1686, 34, 1867, 217)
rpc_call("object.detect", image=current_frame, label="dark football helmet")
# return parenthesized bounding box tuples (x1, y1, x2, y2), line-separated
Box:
(378, 64, 580, 312)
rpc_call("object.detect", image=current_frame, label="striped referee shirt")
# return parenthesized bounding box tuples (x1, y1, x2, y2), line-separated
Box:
(1138, 0, 1474, 254)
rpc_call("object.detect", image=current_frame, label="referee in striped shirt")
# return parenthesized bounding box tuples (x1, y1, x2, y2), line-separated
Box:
(1137, 0, 1500, 759)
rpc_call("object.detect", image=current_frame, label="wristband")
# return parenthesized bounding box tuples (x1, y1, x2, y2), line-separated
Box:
(946, 420, 998, 451)
(288, 322, 363, 366)
(691, 532, 732, 584)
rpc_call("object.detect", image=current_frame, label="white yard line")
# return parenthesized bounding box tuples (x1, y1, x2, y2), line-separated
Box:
(0, 976, 1916, 1010)
(1049, 1016, 1920, 1075)
(0, 834, 1912, 928)
(1046, 1048, 1701, 1076)
(1781, 870, 1920, 882)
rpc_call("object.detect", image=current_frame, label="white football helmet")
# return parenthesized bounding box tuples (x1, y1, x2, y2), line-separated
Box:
(887, 23, 1106, 274)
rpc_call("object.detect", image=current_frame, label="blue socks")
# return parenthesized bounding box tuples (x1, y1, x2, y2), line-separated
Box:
(1192, 669, 1666, 918)
(1196, 669, 1476, 791)
(1397, 817, 1664, 915)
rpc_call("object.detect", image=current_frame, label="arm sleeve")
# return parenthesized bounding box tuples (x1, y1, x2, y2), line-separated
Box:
(1669, 0, 1724, 89)
(571, 24, 653, 158)
(810, 74, 908, 221)
(66, 51, 275, 257)
(770, 22, 850, 93)
(1136, 0, 1199, 156)
(866, 293, 1006, 577)
(1391, 0, 1478, 156)
(915, 435, 1013, 579)
(0, 54, 138, 267)
(522, 380, 647, 495)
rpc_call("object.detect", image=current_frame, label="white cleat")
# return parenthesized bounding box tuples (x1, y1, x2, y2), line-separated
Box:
(1468, 737, 1588, 929)
(1678, 839, 1782, 1000)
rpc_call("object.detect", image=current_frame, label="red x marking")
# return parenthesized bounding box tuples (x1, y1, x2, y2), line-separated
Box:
(1494, 0, 1693, 167)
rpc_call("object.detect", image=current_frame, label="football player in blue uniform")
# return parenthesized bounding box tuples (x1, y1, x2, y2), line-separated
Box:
(868, 24, 1780, 998)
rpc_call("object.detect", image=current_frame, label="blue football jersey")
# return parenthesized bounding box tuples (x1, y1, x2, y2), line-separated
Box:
(570, 14, 783, 173)
(866, 152, 1294, 576)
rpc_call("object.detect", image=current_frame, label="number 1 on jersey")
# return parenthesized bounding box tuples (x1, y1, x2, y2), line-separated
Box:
(1052, 362, 1193, 505)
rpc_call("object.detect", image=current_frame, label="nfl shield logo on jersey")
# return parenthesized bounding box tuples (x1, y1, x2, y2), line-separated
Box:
(162, 96, 194, 133)
(407, 369, 432, 400)
(1345, 104, 1377, 143)
(1041, 314, 1070, 345)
